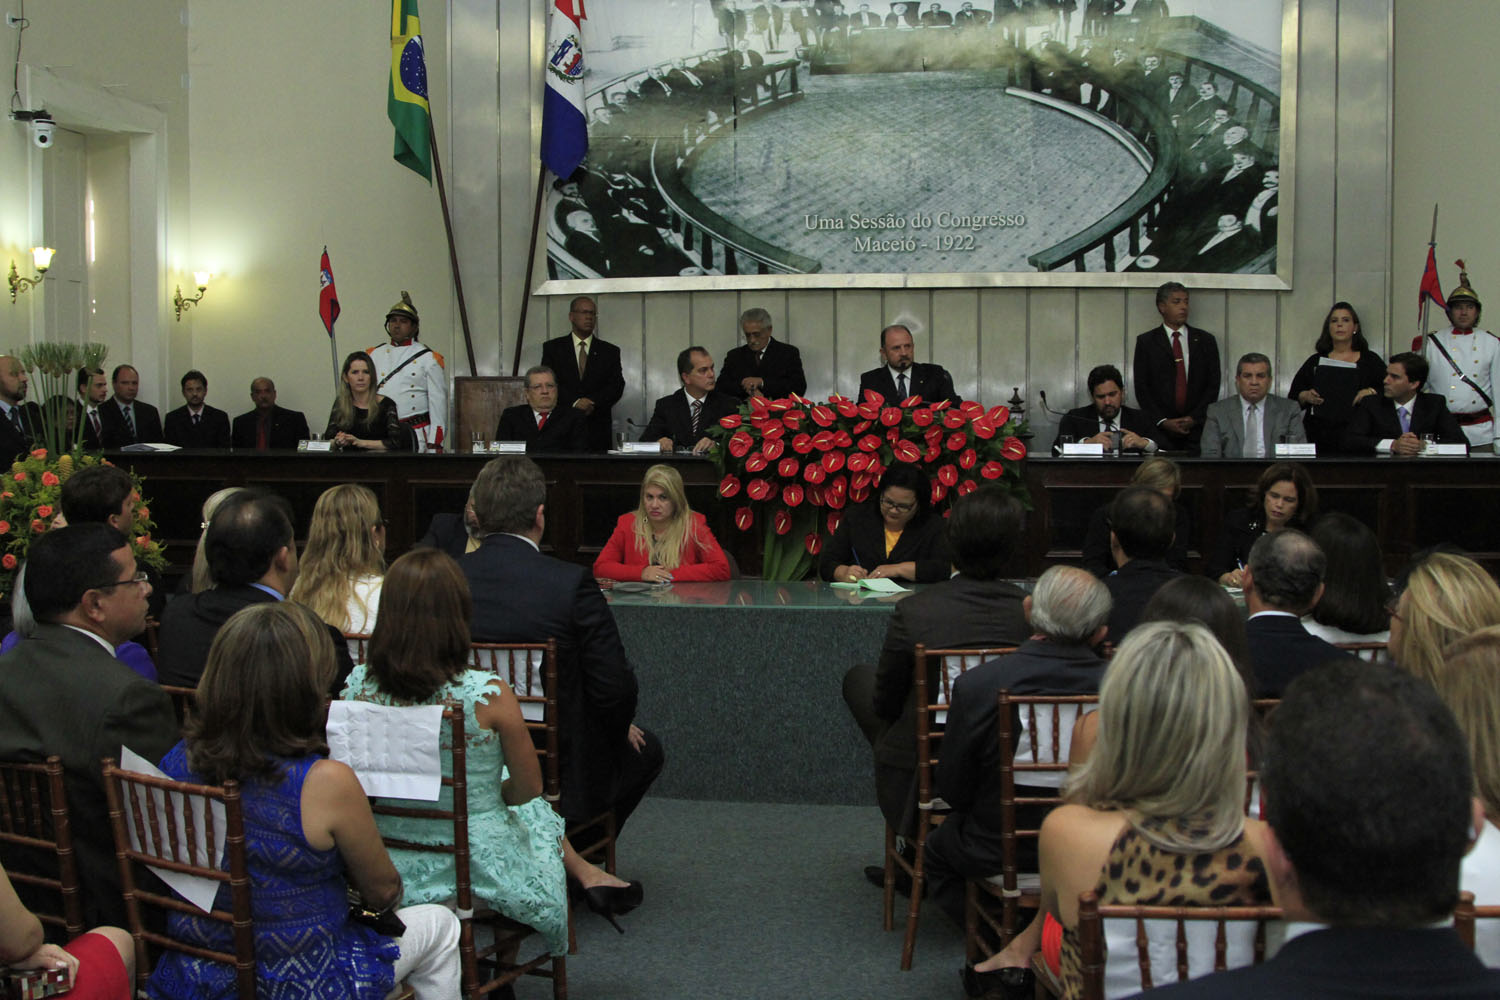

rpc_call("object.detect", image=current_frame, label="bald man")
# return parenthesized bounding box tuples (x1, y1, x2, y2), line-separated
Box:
(0, 355, 42, 460)
(230, 377, 311, 450)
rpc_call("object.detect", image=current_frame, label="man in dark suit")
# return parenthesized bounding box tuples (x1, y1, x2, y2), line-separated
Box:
(1132, 282, 1221, 453)
(156, 490, 353, 692)
(0, 355, 43, 461)
(920, 2, 954, 25)
(0, 524, 177, 927)
(540, 297, 625, 452)
(230, 377, 310, 450)
(843, 487, 1030, 889)
(75, 367, 109, 450)
(1242, 529, 1356, 698)
(1053, 364, 1160, 453)
(857, 324, 961, 405)
(1344, 352, 1467, 455)
(495, 365, 587, 452)
(98, 364, 164, 448)
(416, 507, 478, 560)
(641, 346, 739, 453)
(162, 369, 231, 448)
(1101, 486, 1180, 643)
(717, 307, 807, 402)
(461, 457, 662, 832)
(1146, 662, 1500, 999)
(924, 565, 1111, 924)
(61, 464, 167, 623)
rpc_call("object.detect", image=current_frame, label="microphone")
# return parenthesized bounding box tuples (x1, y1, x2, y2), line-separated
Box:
(1036, 390, 1067, 418)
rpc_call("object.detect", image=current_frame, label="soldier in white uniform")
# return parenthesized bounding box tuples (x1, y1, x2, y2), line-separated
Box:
(367, 291, 448, 451)
(1421, 267, 1500, 452)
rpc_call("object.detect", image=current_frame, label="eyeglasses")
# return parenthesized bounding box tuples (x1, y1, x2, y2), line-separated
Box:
(879, 496, 916, 513)
(93, 571, 149, 592)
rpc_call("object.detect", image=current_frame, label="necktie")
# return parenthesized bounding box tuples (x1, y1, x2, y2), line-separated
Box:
(691, 398, 703, 436)
(192, 412, 200, 426)
(1171, 330, 1188, 413)
(123, 405, 136, 440)
(897, 372, 908, 398)
(1244, 402, 1261, 458)
(88, 409, 101, 439)
(755, 350, 764, 366)
(537, 411, 550, 431)
(257, 415, 269, 450)
(9, 407, 21, 437)
(1398, 405, 1411, 434)
(577, 341, 588, 379)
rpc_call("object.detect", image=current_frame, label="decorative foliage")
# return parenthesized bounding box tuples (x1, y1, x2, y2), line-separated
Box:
(0, 448, 164, 604)
(711, 390, 1030, 580)
(14, 342, 110, 457)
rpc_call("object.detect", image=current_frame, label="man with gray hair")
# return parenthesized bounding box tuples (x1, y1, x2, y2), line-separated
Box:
(1242, 528, 1355, 697)
(1200, 352, 1306, 457)
(718, 307, 807, 401)
(924, 565, 1111, 927)
(494, 365, 586, 451)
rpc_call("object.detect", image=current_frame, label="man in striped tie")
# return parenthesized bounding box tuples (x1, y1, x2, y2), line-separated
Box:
(641, 346, 739, 454)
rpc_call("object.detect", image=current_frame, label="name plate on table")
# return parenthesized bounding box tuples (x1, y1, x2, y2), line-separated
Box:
(299, 439, 333, 452)
(1060, 442, 1106, 457)
(620, 441, 662, 455)
(1274, 443, 1317, 457)
(1424, 443, 1468, 457)
(489, 441, 526, 454)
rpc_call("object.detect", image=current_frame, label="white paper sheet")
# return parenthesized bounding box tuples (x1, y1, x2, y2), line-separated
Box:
(325, 701, 444, 801)
(118, 746, 226, 915)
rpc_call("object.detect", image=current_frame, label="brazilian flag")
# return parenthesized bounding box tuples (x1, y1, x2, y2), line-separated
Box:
(388, 0, 432, 180)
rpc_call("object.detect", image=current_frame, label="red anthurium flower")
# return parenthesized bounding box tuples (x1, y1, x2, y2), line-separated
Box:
(851, 471, 873, 491)
(760, 422, 786, 440)
(833, 430, 853, 448)
(827, 511, 844, 535)
(857, 434, 882, 452)
(804, 532, 823, 556)
(900, 395, 924, 408)
(937, 464, 958, 487)
(811, 430, 836, 451)
(1001, 437, 1028, 461)
(835, 398, 859, 418)
(960, 400, 985, 418)
(972, 420, 996, 440)
(719, 475, 742, 498)
(886, 427, 902, 444)
(807, 484, 825, 506)
(930, 399, 952, 411)
(892, 439, 922, 463)
(777, 457, 801, 478)
(988, 405, 1011, 426)
(850, 483, 871, 504)
(763, 438, 785, 461)
(923, 444, 941, 463)
(782, 411, 804, 429)
(980, 460, 1005, 479)
(734, 506, 755, 531)
(861, 388, 886, 406)
(879, 406, 903, 427)
(851, 420, 873, 435)
(943, 410, 967, 429)
(791, 433, 815, 454)
(821, 450, 845, 473)
(911, 407, 934, 426)
(957, 479, 978, 496)
(946, 431, 968, 451)
(846, 452, 869, 473)
(826, 487, 847, 510)
(783, 484, 804, 507)
(719, 413, 743, 429)
(749, 396, 770, 416)
(747, 478, 773, 501)
(959, 448, 978, 470)
(728, 431, 754, 458)
(931, 481, 948, 504)
(745, 453, 769, 473)
(924, 426, 944, 446)
(804, 463, 828, 485)
(858, 403, 881, 422)
(774, 510, 793, 535)
(868, 460, 886, 479)
(810, 405, 835, 427)
(768, 399, 792, 413)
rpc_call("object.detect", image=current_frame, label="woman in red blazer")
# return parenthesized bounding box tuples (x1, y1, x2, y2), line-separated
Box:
(593, 464, 731, 583)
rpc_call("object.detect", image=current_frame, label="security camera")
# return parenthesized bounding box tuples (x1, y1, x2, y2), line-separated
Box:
(30, 112, 54, 149)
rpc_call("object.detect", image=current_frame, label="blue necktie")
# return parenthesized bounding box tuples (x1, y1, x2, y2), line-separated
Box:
(1398, 406, 1410, 434)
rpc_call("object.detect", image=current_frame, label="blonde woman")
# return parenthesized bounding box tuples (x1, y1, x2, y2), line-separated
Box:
(593, 464, 730, 583)
(290, 484, 386, 636)
(1390, 552, 1500, 687)
(325, 351, 405, 451)
(189, 487, 245, 593)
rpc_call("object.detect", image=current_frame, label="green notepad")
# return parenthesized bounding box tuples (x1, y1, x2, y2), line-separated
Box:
(830, 577, 910, 594)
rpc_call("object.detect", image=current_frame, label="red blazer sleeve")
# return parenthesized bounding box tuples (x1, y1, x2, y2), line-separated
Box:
(592, 513, 648, 581)
(670, 512, 732, 581)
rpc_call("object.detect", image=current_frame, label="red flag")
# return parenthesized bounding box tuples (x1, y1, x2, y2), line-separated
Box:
(319, 247, 341, 338)
(1419, 245, 1446, 320)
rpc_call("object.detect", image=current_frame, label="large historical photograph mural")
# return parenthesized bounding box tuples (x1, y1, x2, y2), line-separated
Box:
(543, 0, 1290, 289)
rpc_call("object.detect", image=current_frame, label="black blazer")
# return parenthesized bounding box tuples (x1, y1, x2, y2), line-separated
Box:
(231, 405, 311, 450)
(1206, 505, 1266, 580)
(98, 398, 164, 448)
(1342, 393, 1466, 455)
(640, 389, 740, 449)
(415, 512, 472, 560)
(857, 362, 960, 405)
(819, 503, 952, 583)
(1053, 404, 1161, 452)
(77, 402, 104, 451)
(1286, 350, 1387, 449)
(718, 338, 807, 401)
(162, 405, 231, 449)
(1245, 613, 1356, 698)
(540, 335, 626, 451)
(495, 403, 587, 452)
(1132, 325, 1221, 450)
(1104, 558, 1182, 643)
(0, 401, 42, 461)
(1082, 501, 1193, 577)
(461, 534, 640, 822)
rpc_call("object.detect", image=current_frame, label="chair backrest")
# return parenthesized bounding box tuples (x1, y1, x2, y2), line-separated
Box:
(1454, 891, 1500, 962)
(101, 759, 254, 999)
(912, 645, 1019, 808)
(1332, 640, 1388, 664)
(1076, 890, 1283, 1000)
(160, 685, 198, 733)
(468, 641, 561, 804)
(0, 757, 84, 938)
(343, 632, 372, 666)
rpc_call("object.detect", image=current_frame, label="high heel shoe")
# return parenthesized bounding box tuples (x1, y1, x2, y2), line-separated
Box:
(961, 963, 1035, 1000)
(581, 881, 644, 934)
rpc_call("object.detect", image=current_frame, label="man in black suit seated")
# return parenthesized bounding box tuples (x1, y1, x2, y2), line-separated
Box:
(0, 355, 43, 461)
(0, 524, 177, 927)
(1242, 529, 1356, 698)
(717, 307, 807, 402)
(156, 489, 353, 692)
(1053, 364, 1160, 453)
(162, 369, 231, 449)
(1101, 486, 1180, 643)
(923, 565, 1111, 924)
(460, 457, 662, 833)
(857, 324, 960, 405)
(541, 296, 626, 452)
(641, 346, 739, 454)
(61, 465, 166, 624)
(1146, 661, 1500, 999)
(1344, 352, 1467, 456)
(1132, 281, 1221, 453)
(495, 365, 586, 452)
(843, 487, 1030, 891)
(230, 377, 310, 450)
(98, 364, 164, 448)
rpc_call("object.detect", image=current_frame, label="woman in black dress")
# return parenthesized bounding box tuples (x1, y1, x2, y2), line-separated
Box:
(325, 351, 407, 451)
(819, 464, 951, 583)
(1286, 301, 1385, 451)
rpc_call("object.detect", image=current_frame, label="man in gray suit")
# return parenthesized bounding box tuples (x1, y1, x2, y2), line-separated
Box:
(1200, 352, 1306, 457)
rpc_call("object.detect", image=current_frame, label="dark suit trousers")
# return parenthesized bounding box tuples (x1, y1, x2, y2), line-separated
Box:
(842, 661, 916, 839)
(567, 726, 665, 843)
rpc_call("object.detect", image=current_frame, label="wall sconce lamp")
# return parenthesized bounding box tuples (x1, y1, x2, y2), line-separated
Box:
(173, 271, 212, 321)
(8, 247, 55, 303)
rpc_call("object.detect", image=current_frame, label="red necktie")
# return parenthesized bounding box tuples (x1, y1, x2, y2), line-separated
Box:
(537, 412, 549, 431)
(257, 416, 269, 450)
(1171, 330, 1188, 413)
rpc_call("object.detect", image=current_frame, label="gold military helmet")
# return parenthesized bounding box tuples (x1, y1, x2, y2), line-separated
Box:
(385, 290, 420, 325)
(1448, 259, 1481, 311)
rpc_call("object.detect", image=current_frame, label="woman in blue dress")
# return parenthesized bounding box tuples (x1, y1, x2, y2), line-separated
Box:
(147, 602, 459, 999)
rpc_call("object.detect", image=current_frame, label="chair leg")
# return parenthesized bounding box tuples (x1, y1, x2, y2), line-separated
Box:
(899, 816, 929, 971)
(964, 880, 981, 963)
(552, 953, 568, 1000)
(882, 823, 897, 931)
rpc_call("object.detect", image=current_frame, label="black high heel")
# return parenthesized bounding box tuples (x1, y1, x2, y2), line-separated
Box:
(961, 963, 1035, 1000)
(581, 881, 644, 934)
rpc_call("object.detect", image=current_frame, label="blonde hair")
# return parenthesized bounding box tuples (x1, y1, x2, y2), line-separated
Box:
(630, 464, 703, 571)
(1393, 553, 1500, 687)
(1067, 620, 1249, 852)
(289, 484, 385, 629)
(1433, 626, 1500, 822)
(191, 487, 246, 593)
(1131, 456, 1181, 498)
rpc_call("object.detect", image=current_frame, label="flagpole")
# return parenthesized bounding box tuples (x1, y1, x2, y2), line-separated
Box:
(512, 164, 549, 377)
(426, 116, 479, 376)
(1420, 203, 1439, 347)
